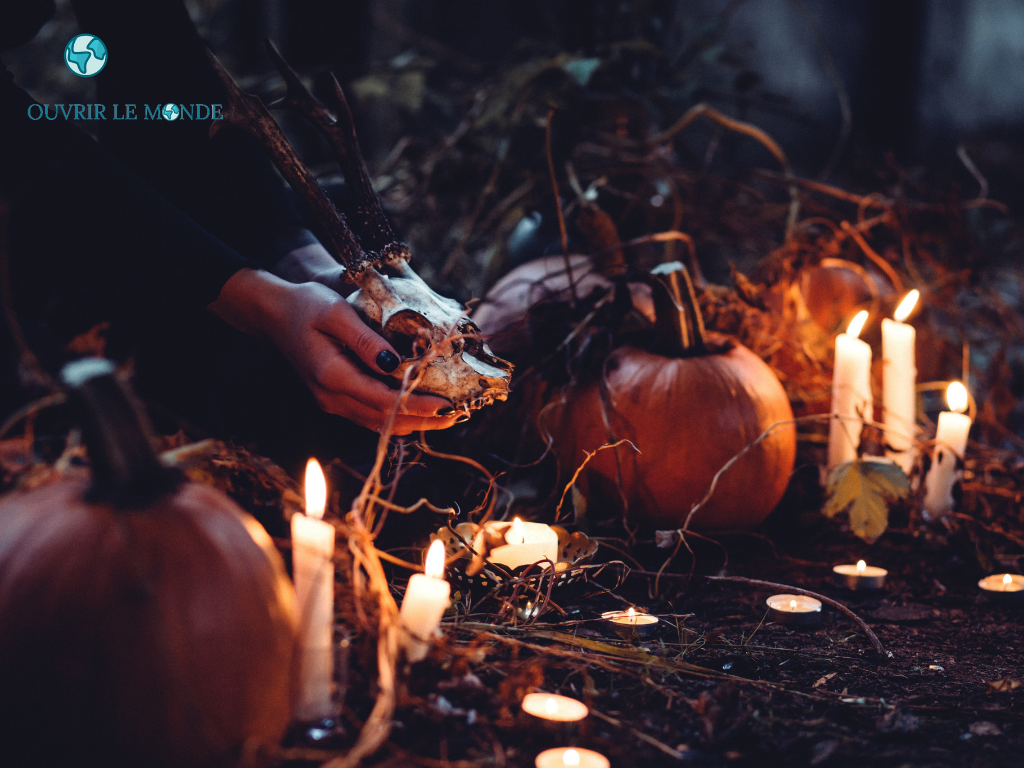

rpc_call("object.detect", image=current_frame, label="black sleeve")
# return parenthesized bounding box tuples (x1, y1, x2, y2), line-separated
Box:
(70, 0, 319, 268)
(0, 64, 249, 317)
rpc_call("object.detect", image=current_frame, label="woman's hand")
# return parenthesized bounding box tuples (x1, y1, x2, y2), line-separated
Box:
(208, 268, 458, 435)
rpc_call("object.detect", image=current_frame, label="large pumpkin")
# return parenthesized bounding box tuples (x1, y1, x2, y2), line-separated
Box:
(548, 342, 796, 530)
(0, 360, 298, 768)
(478, 258, 796, 531)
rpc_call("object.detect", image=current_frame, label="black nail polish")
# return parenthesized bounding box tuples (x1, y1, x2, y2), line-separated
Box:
(436, 406, 455, 416)
(376, 350, 400, 373)
(455, 413, 471, 423)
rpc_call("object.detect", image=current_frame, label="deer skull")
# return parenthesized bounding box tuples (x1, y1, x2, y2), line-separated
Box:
(208, 44, 512, 416)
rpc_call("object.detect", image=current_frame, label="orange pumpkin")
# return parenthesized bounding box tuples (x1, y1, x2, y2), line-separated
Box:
(0, 360, 297, 768)
(478, 258, 795, 531)
(549, 342, 796, 530)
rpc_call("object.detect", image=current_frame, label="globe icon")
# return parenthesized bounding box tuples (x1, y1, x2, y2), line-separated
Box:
(64, 34, 107, 78)
(162, 104, 181, 121)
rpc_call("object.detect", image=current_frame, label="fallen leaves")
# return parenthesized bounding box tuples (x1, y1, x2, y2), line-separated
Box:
(823, 458, 911, 543)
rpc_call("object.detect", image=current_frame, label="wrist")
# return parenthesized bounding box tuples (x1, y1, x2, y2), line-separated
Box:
(272, 242, 348, 293)
(208, 268, 293, 338)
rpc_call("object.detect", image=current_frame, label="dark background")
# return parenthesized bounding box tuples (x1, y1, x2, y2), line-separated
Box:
(6, 0, 1024, 193)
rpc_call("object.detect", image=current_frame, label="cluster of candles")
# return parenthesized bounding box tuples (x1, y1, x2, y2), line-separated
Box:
(521, 693, 609, 767)
(828, 290, 973, 519)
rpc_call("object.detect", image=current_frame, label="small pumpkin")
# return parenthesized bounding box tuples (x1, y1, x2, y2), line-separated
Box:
(0, 360, 297, 768)
(473, 254, 655, 361)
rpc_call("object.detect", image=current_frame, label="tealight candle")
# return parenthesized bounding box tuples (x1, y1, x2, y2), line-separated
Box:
(829, 310, 873, 470)
(487, 518, 559, 570)
(766, 594, 822, 627)
(833, 559, 888, 590)
(292, 458, 336, 721)
(521, 693, 589, 723)
(882, 290, 919, 474)
(923, 381, 972, 519)
(978, 573, 1024, 597)
(535, 747, 610, 768)
(600, 606, 660, 639)
(399, 540, 451, 662)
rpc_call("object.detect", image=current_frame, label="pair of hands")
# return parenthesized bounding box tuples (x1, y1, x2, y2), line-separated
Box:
(208, 242, 458, 435)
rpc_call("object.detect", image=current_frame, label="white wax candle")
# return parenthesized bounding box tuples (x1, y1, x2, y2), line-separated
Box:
(535, 747, 610, 768)
(923, 383, 972, 518)
(292, 459, 336, 721)
(521, 692, 589, 722)
(487, 518, 559, 570)
(881, 298, 917, 474)
(399, 540, 451, 662)
(828, 311, 873, 470)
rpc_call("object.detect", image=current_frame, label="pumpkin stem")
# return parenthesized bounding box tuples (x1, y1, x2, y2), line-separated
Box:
(61, 359, 180, 508)
(648, 261, 708, 357)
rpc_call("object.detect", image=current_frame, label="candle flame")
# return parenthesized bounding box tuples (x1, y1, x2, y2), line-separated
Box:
(627, 606, 636, 619)
(304, 458, 327, 519)
(846, 310, 868, 340)
(563, 749, 581, 767)
(893, 289, 920, 322)
(946, 381, 968, 413)
(1004, 573, 1013, 586)
(857, 560, 866, 573)
(790, 599, 798, 610)
(545, 697, 558, 715)
(424, 540, 446, 579)
(512, 517, 526, 545)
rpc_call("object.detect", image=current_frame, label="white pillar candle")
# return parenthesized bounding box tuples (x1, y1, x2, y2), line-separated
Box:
(292, 458, 336, 721)
(923, 382, 972, 519)
(828, 310, 873, 470)
(882, 290, 919, 474)
(399, 540, 451, 662)
(487, 518, 559, 570)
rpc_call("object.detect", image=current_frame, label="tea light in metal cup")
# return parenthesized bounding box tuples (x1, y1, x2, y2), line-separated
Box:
(600, 606, 659, 639)
(833, 560, 887, 590)
(766, 594, 822, 627)
(535, 747, 610, 768)
(521, 693, 589, 723)
(978, 573, 1024, 599)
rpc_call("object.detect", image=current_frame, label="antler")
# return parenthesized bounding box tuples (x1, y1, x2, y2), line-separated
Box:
(264, 41, 409, 269)
(206, 48, 375, 278)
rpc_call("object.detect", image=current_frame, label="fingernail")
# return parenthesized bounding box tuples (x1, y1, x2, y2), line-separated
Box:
(436, 406, 455, 416)
(376, 350, 400, 373)
(455, 413, 471, 423)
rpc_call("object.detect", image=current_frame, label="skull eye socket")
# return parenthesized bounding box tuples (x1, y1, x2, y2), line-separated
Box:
(388, 332, 432, 360)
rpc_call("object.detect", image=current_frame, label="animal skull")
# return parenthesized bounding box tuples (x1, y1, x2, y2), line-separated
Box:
(208, 43, 512, 416)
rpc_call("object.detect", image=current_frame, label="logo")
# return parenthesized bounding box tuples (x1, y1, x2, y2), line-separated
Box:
(64, 34, 107, 78)
(161, 104, 181, 121)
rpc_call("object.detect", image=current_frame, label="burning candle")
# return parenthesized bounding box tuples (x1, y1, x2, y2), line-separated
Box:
(833, 559, 888, 590)
(882, 290, 919, 474)
(487, 518, 559, 570)
(292, 458, 336, 721)
(978, 573, 1024, 596)
(829, 310, 873, 470)
(600, 606, 660, 639)
(923, 381, 972, 519)
(521, 693, 589, 723)
(535, 747, 610, 768)
(766, 594, 822, 627)
(399, 540, 451, 662)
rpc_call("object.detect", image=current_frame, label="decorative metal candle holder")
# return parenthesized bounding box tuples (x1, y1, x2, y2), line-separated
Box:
(766, 594, 822, 627)
(432, 523, 598, 612)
